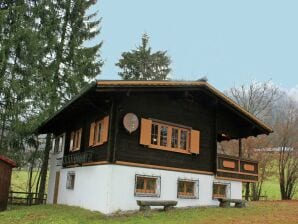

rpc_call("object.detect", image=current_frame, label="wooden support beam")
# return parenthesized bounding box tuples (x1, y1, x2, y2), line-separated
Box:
(239, 138, 242, 158)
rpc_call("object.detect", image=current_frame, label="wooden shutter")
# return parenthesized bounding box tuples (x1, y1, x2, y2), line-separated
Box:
(190, 129, 200, 154)
(89, 122, 96, 146)
(140, 118, 152, 146)
(76, 128, 82, 151)
(69, 131, 74, 151)
(101, 116, 109, 143)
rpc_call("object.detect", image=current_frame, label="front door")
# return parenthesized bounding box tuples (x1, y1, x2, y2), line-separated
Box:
(53, 171, 60, 204)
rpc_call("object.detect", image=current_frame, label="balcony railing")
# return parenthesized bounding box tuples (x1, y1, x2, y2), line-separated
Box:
(216, 154, 259, 182)
(63, 151, 94, 166)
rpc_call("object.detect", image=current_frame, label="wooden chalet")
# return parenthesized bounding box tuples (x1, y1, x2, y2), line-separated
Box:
(38, 80, 272, 214)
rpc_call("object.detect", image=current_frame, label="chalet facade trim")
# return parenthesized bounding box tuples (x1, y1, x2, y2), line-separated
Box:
(39, 80, 272, 214)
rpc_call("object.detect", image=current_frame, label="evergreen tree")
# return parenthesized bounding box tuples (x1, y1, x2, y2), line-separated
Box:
(31, 0, 102, 201)
(0, 0, 38, 162)
(0, 0, 103, 198)
(116, 33, 171, 80)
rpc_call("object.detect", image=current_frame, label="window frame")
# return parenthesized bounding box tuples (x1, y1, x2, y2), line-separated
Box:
(69, 129, 82, 152)
(53, 133, 65, 154)
(66, 172, 75, 190)
(134, 175, 161, 197)
(93, 119, 104, 146)
(89, 116, 109, 147)
(177, 179, 199, 199)
(149, 120, 191, 154)
(212, 182, 229, 199)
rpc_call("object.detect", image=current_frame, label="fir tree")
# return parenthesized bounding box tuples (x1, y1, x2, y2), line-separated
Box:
(0, 0, 103, 198)
(31, 0, 103, 201)
(116, 33, 171, 80)
(0, 0, 38, 161)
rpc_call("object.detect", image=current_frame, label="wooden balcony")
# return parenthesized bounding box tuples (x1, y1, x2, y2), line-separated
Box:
(216, 154, 259, 182)
(63, 151, 94, 166)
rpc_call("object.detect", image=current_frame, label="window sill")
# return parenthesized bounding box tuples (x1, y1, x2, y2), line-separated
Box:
(89, 142, 106, 147)
(148, 144, 191, 154)
(177, 195, 198, 199)
(213, 196, 227, 200)
(135, 193, 160, 197)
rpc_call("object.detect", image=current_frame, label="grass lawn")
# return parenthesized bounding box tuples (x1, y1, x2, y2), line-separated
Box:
(11, 170, 48, 192)
(0, 201, 297, 224)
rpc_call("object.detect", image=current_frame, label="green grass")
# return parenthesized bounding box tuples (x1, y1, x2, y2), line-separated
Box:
(262, 176, 282, 200)
(0, 201, 297, 224)
(260, 159, 297, 200)
(11, 170, 48, 193)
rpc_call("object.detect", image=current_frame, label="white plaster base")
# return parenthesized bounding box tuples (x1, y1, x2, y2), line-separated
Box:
(48, 164, 242, 214)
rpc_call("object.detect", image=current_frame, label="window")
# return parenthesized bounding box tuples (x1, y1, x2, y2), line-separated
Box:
(53, 134, 65, 154)
(69, 129, 82, 152)
(66, 172, 75, 190)
(177, 179, 199, 199)
(135, 175, 160, 197)
(140, 118, 200, 154)
(150, 121, 191, 151)
(89, 116, 109, 147)
(213, 183, 227, 199)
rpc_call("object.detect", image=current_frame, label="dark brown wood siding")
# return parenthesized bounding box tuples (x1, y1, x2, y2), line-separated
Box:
(59, 98, 112, 164)
(114, 92, 216, 173)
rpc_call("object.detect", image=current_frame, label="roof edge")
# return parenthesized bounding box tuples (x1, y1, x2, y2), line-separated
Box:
(204, 83, 273, 133)
(96, 80, 273, 133)
(36, 82, 97, 133)
(0, 155, 17, 167)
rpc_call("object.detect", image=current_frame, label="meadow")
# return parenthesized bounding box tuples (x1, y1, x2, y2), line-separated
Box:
(0, 201, 297, 224)
(5, 170, 298, 224)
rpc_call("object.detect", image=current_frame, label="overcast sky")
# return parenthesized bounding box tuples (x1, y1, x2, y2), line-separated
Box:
(92, 0, 298, 93)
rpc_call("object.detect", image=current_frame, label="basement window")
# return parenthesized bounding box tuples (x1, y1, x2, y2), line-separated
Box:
(177, 179, 199, 199)
(135, 175, 160, 197)
(66, 172, 75, 190)
(213, 183, 227, 199)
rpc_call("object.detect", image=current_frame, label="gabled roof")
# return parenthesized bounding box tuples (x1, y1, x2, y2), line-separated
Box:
(37, 80, 273, 134)
(96, 80, 273, 133)
(0, 155, 17, 167)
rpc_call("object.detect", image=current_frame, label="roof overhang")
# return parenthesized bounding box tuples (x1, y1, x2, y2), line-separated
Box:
(37, 80, 273, 135)
(0, 155, 17, 167)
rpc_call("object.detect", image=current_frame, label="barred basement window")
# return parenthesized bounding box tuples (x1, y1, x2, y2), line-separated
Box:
(66, 172, 75, 190)
(89, 116, 109, 147)
(177, 179, 199, 199)
(135, 175, 160, 197)
(140, 118, 201, 154)
(69, 129, 82, 152)
(213, 183, 227, 199)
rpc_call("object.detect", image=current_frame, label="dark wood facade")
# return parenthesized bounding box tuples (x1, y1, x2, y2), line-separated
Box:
(0, 156, 16, 211)
(38, 81, 272, 182)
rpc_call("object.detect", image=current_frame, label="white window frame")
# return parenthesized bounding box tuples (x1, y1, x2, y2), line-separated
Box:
(177, 178, 199, 199)
(212, 181, 231, 199)
(134, 174, 161, 197)
(66, 172, 75, 190)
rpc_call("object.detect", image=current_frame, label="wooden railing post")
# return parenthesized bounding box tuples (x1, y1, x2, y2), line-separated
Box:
(238, 139, 242, 158)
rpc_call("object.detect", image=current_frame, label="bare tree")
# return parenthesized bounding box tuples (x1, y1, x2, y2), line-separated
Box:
(228, 81, 278, 117)
(225, 81, 279, 200)
(272, 96, 298, 200)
